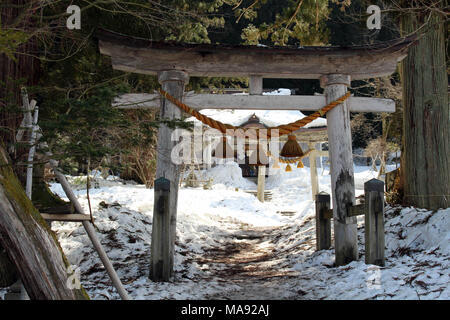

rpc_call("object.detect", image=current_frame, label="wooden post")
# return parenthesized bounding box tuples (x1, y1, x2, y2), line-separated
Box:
(26, 106, 39, 199)
(249, 75, 263, 95)
(151, 177, 171, 280)
(318, 143, 323, 173)
(309, 143, 319, 199)
(320, 74, 358, 266)
(257, 166, 266, 202)
(364, 179, 385, 266)
(315, 192, 331, 250)
(249, 75, 266, 203)
(150, 70, 189, 281)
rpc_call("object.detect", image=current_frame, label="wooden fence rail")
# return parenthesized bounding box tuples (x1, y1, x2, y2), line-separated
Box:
(315, 178, 385, 266)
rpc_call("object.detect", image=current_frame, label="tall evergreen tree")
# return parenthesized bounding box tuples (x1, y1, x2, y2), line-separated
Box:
(398, 0, 449, 209)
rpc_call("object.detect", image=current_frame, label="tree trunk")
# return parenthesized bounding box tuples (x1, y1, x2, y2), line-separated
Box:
(0, 147, 89, 300)
(400, 10, 450, 210)
(0, 0, 41, 150)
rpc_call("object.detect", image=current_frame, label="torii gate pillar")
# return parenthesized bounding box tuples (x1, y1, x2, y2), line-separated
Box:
(150, 70, 189, 281)
(320, 74, 358, 266)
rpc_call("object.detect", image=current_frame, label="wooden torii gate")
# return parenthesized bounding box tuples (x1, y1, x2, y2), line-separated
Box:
(97, 30, 414, 281)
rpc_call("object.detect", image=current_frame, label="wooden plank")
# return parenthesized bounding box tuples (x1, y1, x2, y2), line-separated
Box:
(98, 30, 414, 80)
(315, 150, 329, 157)
(40, 213, 91, 222)
(364, 179, 385, 266)
(306, 149, 329, 158)
(347, 204, 365, 217)
(37, 204, 73, 215)
(315, 192, 331, 250)
(322, 74, 358, 266)
(150, 70, 189, 282)
(114, 93, 396, 113)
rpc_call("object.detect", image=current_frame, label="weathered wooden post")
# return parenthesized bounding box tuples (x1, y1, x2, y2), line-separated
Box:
(320, 74, 358, 266)
(249, 75, 263, 95)
(309, 143, 319, 199)
(364, 179, 385, 266)
(151, 177, 171, 280)
(150, 70, 189, 281)
(249, 75, 266, 203)
(257, 166, 266, 202)
(315, 192, 332, 250)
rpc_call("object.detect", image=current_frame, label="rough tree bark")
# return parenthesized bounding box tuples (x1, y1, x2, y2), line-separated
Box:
(0, 146, 89, 299)
(0, 0, 41, 150)
(400, 8, 450, 210)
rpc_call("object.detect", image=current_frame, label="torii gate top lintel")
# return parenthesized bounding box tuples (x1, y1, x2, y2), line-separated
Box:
(97, 29, 415, 80)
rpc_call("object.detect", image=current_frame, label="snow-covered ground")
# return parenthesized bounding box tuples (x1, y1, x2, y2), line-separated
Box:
(2, 163, 448, 300)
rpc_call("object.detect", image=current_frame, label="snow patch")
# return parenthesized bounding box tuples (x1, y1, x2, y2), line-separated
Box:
(2, 164, 446, 301)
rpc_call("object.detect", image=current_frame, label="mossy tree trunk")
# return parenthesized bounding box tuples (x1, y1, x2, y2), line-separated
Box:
(0, 146, 89, 299)
(400, 9, 450, 210)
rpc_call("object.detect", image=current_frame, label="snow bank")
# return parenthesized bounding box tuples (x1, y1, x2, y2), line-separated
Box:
(2, 164, 447, 300)
(385, 207, 450, 254)
(200, 162, 255, 190)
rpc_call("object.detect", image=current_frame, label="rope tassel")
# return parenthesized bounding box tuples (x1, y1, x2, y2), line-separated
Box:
(280, 135, 304, 158)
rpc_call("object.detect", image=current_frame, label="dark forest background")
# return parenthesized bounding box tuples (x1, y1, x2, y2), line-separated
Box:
(0, 0, 447, 187)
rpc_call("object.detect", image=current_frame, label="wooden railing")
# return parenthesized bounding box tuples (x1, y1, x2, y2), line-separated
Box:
(315, 178, 385, 266)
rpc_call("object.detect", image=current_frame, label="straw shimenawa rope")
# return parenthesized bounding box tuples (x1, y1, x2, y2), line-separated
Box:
(158, 88, 351, 138)
(159, 88, 350, 169)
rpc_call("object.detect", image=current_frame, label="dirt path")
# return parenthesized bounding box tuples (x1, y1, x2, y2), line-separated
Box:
(196, 226, 301, 299)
